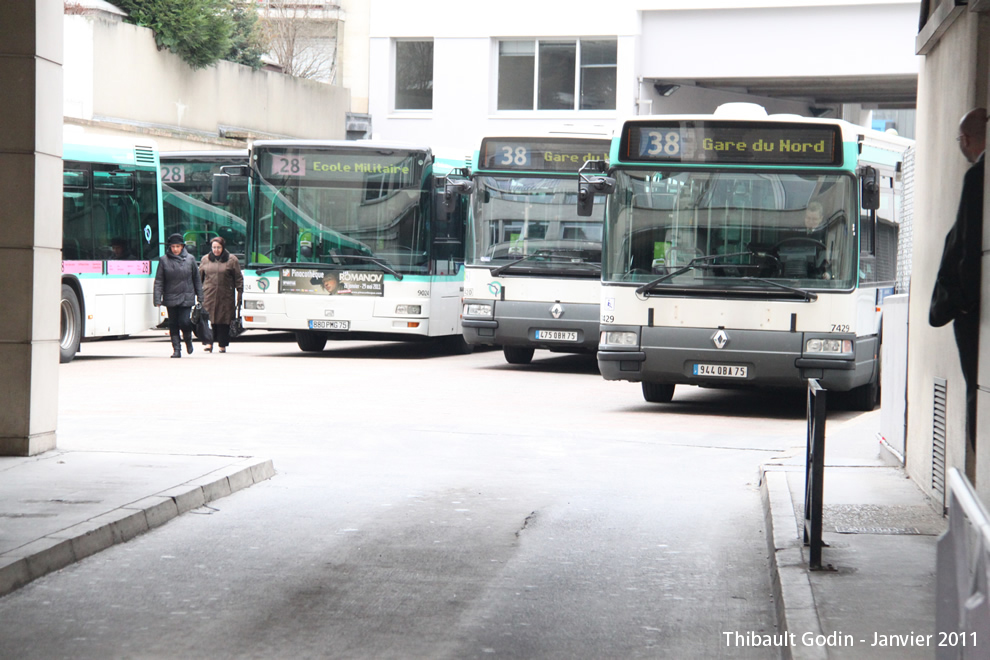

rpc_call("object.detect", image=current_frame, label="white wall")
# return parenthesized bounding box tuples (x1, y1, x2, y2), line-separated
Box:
(639, 3, 920, 80)
(339, 0, 371, 114)
(64, 15, 351, 149)
(906, 9, 986, 502)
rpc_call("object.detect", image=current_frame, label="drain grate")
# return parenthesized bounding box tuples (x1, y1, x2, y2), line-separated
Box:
(824, 504, 945, 536)
(834, 525, 929, 535)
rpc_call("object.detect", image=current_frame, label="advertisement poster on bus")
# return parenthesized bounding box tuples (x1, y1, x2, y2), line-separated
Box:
(279, 268, 384, 296)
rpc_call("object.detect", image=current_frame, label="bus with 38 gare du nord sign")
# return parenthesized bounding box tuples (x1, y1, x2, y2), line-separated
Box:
(460, 134, 612, 365)
(579, 104, 912, 409)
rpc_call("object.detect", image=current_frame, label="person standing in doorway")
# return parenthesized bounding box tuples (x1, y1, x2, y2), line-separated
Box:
(154, 233, 203, 358)
(930, 107, 987, 475)
(199, 236, 243, 353)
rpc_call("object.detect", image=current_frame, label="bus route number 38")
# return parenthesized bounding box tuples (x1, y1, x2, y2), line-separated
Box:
(643, 130, 681, 157)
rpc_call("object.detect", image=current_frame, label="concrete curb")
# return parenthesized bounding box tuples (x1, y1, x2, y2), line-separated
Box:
(761, 467, 828, 660)
(0, 457, 275, 598)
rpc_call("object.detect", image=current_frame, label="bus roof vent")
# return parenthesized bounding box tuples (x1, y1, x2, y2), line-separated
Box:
(714, 103, 768, 119)
(134, 145, 156, 166)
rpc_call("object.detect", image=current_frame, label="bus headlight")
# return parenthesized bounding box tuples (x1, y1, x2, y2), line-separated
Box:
(805, 338, 853, 354)
(601, 331, 638, 347)
(463, 303, 493, 318)
(395, 304, 422, 315)
(244, 300, 265, 310)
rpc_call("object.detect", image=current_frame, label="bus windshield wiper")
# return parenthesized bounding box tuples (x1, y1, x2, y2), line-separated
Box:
(489, 250, 552, 276)
(741, 277, 817, 301)
(253, 257, 404, 281)
(254, 261, 332, 275)
(490, 249, 600, 276)
(634, 249, 817, 301)
(328, 253, 404, 280)
(634, 250, 754, 295)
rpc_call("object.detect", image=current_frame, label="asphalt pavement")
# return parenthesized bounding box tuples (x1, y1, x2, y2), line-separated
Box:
(0, 450, 274, 597)
(760, 408, 945, 659)
(0, 337, 946, 659)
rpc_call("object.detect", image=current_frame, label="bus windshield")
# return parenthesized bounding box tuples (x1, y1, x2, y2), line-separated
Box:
(605, 170, 857, 290)
(252, 148, 429, 274)
(470, 175, 604, 274)
(161, 154, 249, 261)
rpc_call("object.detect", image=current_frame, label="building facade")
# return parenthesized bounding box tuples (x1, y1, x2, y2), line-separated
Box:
(364, 0, 921, 150)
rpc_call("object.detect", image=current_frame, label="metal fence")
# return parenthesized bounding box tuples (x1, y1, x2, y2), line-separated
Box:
(936, 468, 990, 658)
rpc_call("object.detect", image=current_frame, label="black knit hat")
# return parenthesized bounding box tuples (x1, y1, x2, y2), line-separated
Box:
(167, 234, 184, 245)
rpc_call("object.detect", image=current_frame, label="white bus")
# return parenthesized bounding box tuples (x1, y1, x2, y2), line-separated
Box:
(583, 105, 911, 409)
(461, 136, 611, 364)
(60, 135, 165, 363)
(213, 140, 472, 352)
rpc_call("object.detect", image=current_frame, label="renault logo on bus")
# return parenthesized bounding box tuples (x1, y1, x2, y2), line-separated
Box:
(712, 329, 729, 349)
(550, 303, 564, 319)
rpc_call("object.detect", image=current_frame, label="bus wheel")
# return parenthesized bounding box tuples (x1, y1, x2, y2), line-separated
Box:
(642, 382, 675, 403)
(503, 346, 534, 365)
(848, 354, 881, 411)
(60, 284, 82, 364)
(441, 334, 475, 355)
(295, 331, 327, 353)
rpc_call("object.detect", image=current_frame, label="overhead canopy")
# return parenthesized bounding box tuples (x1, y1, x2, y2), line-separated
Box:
(647, 75, 918, 110)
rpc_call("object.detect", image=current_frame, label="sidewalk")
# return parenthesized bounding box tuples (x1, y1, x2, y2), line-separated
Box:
(0, 449, 274, 598)
(761, 410, 946, 660)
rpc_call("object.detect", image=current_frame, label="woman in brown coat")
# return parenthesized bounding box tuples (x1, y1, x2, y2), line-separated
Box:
(199, 236, 244, 353)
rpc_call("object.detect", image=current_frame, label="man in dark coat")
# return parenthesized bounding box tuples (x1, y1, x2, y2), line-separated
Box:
(930, 107, 986, 474)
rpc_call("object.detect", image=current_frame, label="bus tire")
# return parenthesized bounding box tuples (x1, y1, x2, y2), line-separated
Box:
(295, 331, 327, 353)
(441, 334, 475, 354)
(848, 351, 881, 411)
(60, 284, 82, 364)
(503, 346, 534, 365)
(642, 382, 675, 403)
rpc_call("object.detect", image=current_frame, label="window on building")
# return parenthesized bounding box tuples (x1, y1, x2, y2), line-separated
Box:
(498, 41, 535, 110)
(497, 38, 616, 111)
(395, 40, 434, 110)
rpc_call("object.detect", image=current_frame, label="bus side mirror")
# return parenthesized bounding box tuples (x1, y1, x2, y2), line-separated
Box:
(442, 169, 474, 213)
(212, 165, 250, 206)
(859, 166, 880, 211)
(577, 160, 614, 217)
(212, 173, 230, 205)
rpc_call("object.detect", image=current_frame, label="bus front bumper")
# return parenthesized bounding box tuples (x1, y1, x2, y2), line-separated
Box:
(598, 326, 873, 392)
(462, 300, 599, 352)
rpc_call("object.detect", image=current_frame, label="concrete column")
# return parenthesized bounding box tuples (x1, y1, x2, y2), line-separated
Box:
(0, 1, 63, 456)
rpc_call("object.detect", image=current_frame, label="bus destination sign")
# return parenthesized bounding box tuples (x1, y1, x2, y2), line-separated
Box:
(262, 151, 423, 182)
(480, 138, 610, 172)
(622, 121, 841, 166)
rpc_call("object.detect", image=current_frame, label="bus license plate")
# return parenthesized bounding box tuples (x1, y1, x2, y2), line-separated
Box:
(535, 330, 578, 342)
(694, 364, 747, 378)
(309, 320, 350, 331)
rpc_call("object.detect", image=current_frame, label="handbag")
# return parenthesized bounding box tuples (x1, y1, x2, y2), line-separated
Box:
(192, 304, 213, 343)
(229, 305, 244, 339)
